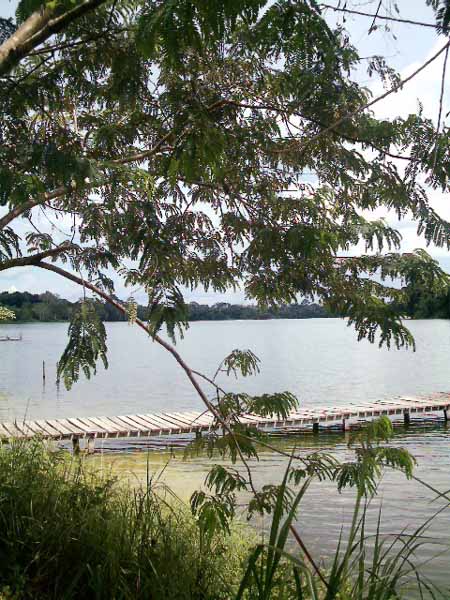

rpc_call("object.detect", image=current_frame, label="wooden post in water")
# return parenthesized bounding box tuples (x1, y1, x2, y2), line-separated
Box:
(42, 360, 46, 384)
(444, 409, 448, 423)
(87, 436, 95, 454)
(72, 436, 80, 455)
(342, 419, 346, 432)
(195, 429, 202, 440)
(312, 422, 319, 434)
(403, 410, 410, 426)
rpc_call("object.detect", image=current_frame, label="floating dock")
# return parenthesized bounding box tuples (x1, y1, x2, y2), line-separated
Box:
(0, 393, 449, 450)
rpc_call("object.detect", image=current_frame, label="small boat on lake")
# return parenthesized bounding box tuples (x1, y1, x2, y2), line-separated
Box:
(0, 334, 22, 342)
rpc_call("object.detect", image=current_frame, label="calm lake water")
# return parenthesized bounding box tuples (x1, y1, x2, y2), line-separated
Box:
(1, 318, 450, 592)
(1, 318, 450, 419)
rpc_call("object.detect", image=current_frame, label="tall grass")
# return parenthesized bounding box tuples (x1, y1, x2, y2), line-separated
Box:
(0, 441, 446, 599)
(236, 471, 447, 600)
(0, 440, 250, 599)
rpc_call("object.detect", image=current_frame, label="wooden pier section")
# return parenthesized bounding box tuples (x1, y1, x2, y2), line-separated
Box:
(0, 393, 449, 449)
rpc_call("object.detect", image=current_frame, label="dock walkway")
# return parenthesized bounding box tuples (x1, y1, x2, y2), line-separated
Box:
(0, 393, 449, 449)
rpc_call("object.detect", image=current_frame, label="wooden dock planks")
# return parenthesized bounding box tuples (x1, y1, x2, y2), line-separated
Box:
(0, 394, 448, 442)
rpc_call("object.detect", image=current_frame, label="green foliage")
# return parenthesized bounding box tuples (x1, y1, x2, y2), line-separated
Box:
(334, 417, 416, 495)
(147, 283, 189, 343)
(0, 18, 15, 45)
(221, 349, 261, 378)
(136, 0, 265, 63)
(15, 0, 84, 24)
(434, 0, 450, 34)
(237, 472, 314, 599)
(214, 392, 298, 425)
(388, 250, 450, 319)
(57, 300, 108, 389)
(190, 489, 236, 538)
(2, 0, 450, 359)
(0, 440, 250, 599)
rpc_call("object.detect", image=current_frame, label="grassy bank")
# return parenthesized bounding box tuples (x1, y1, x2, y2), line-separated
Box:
(0, 441, 251, 599)
(0, 441, 446, 599)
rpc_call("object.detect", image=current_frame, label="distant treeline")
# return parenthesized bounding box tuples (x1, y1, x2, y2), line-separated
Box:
(3, 284, 449, 324)
(0, 291, 331, 323)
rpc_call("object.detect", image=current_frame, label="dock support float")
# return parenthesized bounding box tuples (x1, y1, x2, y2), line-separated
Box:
(444, 409, 448, 423)
(312, 422, 319, 434)
(342, 419, 346, 432)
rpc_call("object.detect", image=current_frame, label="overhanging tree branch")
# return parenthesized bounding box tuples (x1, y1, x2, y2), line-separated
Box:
(33, 260, 213, 410)
(0, 0, 109, 76)
(0, 186, 67, 231)
(0, 245, 75, 271)
(30, 259, 260, 498)
(0, 99, 225, 231)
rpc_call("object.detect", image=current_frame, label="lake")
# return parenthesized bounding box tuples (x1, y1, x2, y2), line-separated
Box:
(1, 318, 450, 592)
(1, 318, 450, 420)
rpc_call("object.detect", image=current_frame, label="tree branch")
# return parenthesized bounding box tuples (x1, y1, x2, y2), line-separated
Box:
(320, 3, 437, 29)
(0, 99, 225, 231)
(0, 186, 67, 231)
(23, 260, 259, 501)
(0, 7, 53, 70)
(32, 260, 214, 411)
(0, 0, 109, 76)
(295, 41, 450, 156)
(223, 99, 414, 161)
(0, 244, 75, 271)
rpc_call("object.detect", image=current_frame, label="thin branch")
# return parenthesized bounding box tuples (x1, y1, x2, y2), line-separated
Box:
(295, 41, 450, 156)
(0, 99, 227, 231)
(369, 1, 383, 34)
(34, 260, 214, 406)
(320, 3, 437, 29)
(433, 45, 449, 171)
(192, 369, 227, 395)
(223, 99, 414, 161)
(28, 27, 130, 56)
(0, 186, 67, 230)
(33, 259, 261, 500)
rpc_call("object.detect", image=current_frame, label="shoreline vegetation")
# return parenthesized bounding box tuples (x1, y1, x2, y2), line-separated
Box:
(0, 439, 445, 600)
(0, 291, 331, 323)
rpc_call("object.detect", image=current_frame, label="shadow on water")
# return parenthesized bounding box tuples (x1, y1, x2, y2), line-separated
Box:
(84, 424, 450, 593)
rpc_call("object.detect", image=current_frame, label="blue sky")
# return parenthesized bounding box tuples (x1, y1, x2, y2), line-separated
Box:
(1, 1, 449, 303)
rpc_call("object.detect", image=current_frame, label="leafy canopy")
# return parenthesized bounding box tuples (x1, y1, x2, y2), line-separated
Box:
(0, 0, 449, 381)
